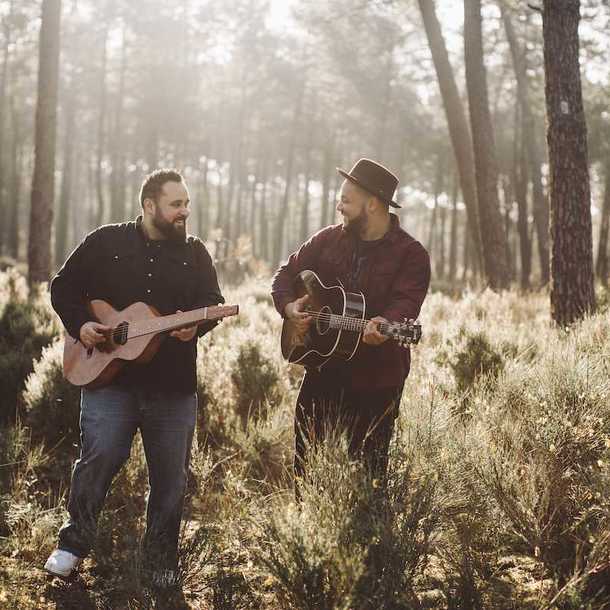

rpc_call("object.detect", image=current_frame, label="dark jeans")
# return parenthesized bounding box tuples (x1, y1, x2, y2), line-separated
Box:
(58, 385, 197, 564)
(294, 369, 403, 487)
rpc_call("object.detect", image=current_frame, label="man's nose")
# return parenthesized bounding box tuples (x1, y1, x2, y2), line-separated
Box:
(336, 201, 342, 212)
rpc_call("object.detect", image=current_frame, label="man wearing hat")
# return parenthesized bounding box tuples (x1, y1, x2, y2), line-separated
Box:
(271, 158, 430, 488)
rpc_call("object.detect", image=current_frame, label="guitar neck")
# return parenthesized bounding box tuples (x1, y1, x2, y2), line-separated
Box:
(131, 305, 236, 338)
(318, 312, 391, 336)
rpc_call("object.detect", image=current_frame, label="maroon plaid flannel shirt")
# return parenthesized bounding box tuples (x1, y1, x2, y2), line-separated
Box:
(271, 214, 431, 390)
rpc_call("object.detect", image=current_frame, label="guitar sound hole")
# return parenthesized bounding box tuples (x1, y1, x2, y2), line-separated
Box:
(316, 306, 332, 335)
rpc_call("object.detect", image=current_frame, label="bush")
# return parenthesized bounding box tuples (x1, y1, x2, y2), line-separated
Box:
(0, 275, 59, 426)
(251, 436, 438, 610)
(231, 341, 282, 427)
(22, 339, 81, 451)
(449, 330, 505, 394)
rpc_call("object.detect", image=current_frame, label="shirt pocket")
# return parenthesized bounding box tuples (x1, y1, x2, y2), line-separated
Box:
(366, 260, 400, 311)
(91, 251, 138, 306)
(164, 252, 198, 308)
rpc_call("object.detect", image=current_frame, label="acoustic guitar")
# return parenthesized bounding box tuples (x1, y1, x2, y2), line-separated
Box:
(63, 300, 238, 388)
(281, 270, 421, 369)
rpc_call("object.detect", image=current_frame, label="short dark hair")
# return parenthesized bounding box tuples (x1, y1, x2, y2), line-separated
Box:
(139, 169, 184, 207)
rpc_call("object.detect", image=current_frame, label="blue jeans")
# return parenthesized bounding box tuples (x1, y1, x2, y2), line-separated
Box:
(58, 385, 197, 564)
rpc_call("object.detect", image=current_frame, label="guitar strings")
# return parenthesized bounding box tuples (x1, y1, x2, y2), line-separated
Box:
(102, 307, 230, 343)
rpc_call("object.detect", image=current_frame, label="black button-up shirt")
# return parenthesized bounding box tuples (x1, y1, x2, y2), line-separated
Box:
(51, 217, 224, 393)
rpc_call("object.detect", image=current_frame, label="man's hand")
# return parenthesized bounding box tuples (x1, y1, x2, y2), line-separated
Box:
(284, 295, 313, 338)
(362, 316, 389, 346)
(79, 321, 112, 349)
(170, 310, 198, 342)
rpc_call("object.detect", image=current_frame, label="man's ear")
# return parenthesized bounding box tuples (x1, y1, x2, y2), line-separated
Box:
(143, 198, 155, 215)
(368, 196, 382, 214)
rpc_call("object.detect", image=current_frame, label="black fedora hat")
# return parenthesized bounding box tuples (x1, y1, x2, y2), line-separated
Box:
(337, 158, 401, 209)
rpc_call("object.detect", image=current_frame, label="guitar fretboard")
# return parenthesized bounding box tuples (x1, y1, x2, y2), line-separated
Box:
(118, 306, 237, 341)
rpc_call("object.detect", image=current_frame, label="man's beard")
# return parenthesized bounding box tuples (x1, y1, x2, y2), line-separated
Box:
(153, 208, 186, 242)
(343, 209, 367, 236)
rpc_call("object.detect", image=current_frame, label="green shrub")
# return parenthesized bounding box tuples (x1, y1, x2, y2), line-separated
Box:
(231, 341, 281, 427)
(22, 339, 81, 451)
(448, 330, 505, 394)
(251, 437, 438, 610)
(0, 278, 58, 426)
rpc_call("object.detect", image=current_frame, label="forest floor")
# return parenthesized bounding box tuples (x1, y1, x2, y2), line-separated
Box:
(1, 271, 610, 609)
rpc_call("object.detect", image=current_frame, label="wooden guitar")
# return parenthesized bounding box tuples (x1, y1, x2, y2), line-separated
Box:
(281, 270, 421, 369)
(63, 300, 239, 388)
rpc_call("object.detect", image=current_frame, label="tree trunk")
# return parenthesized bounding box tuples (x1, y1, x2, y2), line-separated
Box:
(595, 157, 610, 286)
(28, 0, 62, 285)
(501, 6, 550, 285)
(0, 0, 14, 253)
(463, 0, 511, 290)
(449, 171, 459, 287)
(55, 84, 76, 266)
(417, 0, 482, 270)
(8, 94, 21, 259)
(110, 25, 127, 223)
(95, 23, 109, 226)
(272, 82, 304, 267)
(543, 0, 595, 325)
(512, 98, 532, 289)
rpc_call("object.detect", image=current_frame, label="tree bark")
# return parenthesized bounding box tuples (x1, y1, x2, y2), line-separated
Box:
(55, 83, 76, 266)
(512, 98, 532, 289)
(463, 0, 511, 290)
(0, 0, 14, 252)
(417, 0, 483, 270)
(501, 6, 550, 285)
(28, 0, 62, 285)
(449, 170, 459, 287)
(595, 157, 610, 286)
(95, 22, 109, 226)
(8, 94, 21, 259)
(543, 0, 595, 324)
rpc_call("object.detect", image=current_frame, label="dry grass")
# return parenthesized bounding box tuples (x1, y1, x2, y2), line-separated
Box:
(1, 270, 610, 609)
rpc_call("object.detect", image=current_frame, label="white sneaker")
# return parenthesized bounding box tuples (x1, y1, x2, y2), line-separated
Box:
(151, 568, 178, 589)
(44, 549, 82, 578)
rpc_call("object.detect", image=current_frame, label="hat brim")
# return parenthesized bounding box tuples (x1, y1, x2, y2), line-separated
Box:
(337, 168, 401, 209)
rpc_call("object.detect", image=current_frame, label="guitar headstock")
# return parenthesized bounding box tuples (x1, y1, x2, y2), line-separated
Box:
(385, 318, 422, 348)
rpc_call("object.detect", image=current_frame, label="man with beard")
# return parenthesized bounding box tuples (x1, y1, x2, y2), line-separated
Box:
(44, 169, 224, 589)
(271, 159, 430, 491)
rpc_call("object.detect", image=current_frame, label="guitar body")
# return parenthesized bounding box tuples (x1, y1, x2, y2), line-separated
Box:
(63, 300, 164, 388)
(281, 270, 365, 369)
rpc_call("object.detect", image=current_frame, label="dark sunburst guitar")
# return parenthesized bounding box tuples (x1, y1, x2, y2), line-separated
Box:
(281, 270, 421, 369)
(63, 300, 239, 388)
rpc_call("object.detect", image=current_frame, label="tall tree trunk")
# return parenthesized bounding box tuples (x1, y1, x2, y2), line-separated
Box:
(197, 156, 210, 240)
(55, 84, 76, 266)
(596, 158, 610, 286)
(463, 0, 511, 290)
(502, 6, 550, 285)
(8, 94, 21, 259)
(273, 82, 304, 267)
(259, 172, 269, 262)
(449, 171, 459, 287)
(0, 0, 14, 253)
(95, 23, 109, 226)
(320, 135, 334, 229)
(417, 0, 482, 270)
(512, 98, 532, 289)
(28, 0, 62, 285)
(110, 25, 127, 223)
(543, 0, 595, 325)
